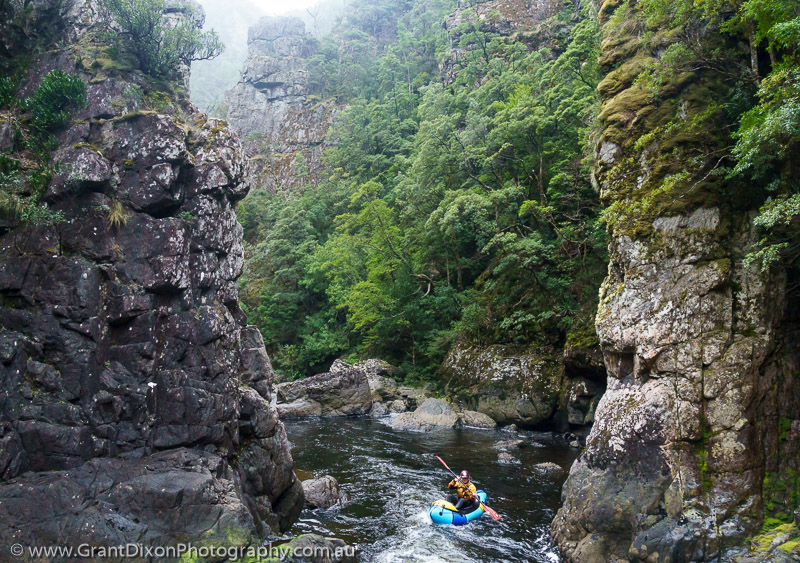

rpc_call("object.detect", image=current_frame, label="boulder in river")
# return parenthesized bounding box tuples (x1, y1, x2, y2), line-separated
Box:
(534, 462, 564, 474)
(495, 439, 525, 451)
(459, 410, 497, 428)
(276, 368, 372, 418)
(391, 398, 459, 432)
(302, 476, 347, 509)
(370, 402, 389, 418)
(498, 452, 521, 465)
(391, 398, 501, 432)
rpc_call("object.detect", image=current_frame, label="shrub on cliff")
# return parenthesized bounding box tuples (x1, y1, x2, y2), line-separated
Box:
(23, 70, 86, 134)
(0, 70, 85, 225)
(104, 0, 223, 78)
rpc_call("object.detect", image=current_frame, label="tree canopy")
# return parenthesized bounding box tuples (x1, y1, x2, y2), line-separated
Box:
(104, 0, 223, 77)
(238, 0, 607, 381)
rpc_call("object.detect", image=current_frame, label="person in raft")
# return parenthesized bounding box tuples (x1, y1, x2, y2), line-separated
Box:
(446, 470, 479, 513)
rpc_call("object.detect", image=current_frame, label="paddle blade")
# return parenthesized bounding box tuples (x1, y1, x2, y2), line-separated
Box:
(436, 455, 454, 475)
(482, 504, 501, 520)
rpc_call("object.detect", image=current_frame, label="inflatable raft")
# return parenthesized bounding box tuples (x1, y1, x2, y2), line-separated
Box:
(428, 490, 487, 525)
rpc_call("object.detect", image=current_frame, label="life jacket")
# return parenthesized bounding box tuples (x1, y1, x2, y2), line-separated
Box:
(448, 478, 477, 500)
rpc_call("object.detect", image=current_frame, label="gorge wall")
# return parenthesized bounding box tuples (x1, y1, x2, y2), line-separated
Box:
(0, 0, 302, 550)
(552, 1, 800, 561)
(442, 342, 605, 432)
(225, 17, 336, 193)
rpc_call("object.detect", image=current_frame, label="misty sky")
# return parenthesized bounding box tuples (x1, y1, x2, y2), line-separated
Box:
(253, 0, 322, 15)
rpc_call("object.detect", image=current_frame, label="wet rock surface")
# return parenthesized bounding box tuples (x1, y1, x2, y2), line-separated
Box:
(302, 475, 347, 509)
(0, 0, 302, 549)
(497, 452, 521, 465)
(276, 368, 373, 418)
(533, 462, 564, 474)
(495, 439, 525, 451)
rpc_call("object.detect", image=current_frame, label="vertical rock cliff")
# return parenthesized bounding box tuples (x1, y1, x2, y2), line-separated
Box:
(0, 0, 302, 550)
(552, 1, 800, 561)
(225, 17, 336, 193)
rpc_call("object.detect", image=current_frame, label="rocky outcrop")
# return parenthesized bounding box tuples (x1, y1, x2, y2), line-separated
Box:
(391, 398, 497, 432)
(0, 449, 256, 549)
(276, 368, 373, 418)
(551, 2, 800, 561)
(442, 344, 563, 426)
(302, 475, 347, 509)
(334, 358, 430, 413)
(0, 0, 302, 549)
(442, 343, 605, 429)
(281, 534, 356, 563)
(225, 17, 336, 192)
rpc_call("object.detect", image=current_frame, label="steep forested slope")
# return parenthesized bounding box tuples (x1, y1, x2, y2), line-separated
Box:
(236, 0, 609, 383)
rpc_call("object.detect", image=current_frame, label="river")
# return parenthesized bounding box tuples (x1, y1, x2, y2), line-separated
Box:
(283, 417, 579, 562)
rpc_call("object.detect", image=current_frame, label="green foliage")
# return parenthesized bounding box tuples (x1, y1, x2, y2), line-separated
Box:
(104, 0, 224, 78)
(0, 76, 19, 107)
(0, 160, 62, 227)
(239, 1, 607, 380)
(619, 0, 800, 267)
(23, 70, 87, 133)
(0, 70, 86, 226)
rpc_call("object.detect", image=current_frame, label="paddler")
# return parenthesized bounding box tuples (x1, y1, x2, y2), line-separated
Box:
(446, 469, 479, 513)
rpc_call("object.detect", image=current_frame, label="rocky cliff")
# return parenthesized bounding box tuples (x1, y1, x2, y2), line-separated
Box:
(0, 0, 302, 552)
(441, 342, 605, 432)
(225, 17, 336, 193)
(552, 1, 800, 561)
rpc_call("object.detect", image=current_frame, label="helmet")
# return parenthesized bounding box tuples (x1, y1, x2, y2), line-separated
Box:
(460, 470, 470, 482)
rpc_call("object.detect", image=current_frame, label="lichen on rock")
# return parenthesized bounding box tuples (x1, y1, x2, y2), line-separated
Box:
(551, 1, 800, 560)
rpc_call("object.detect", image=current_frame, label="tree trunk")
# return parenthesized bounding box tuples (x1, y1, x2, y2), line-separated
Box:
(749, 24, 760, 83)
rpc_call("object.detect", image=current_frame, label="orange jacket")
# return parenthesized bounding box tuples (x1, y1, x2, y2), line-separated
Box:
(448, 478, 477, 500)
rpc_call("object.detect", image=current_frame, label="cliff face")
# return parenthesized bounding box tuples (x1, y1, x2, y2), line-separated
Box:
(225, 17, 336, 193)
(0, 0, 302, 549)
(552, 2, 800, 561)
(441, 343, 605, 431)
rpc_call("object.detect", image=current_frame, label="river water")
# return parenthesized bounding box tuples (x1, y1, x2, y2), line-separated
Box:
(283, 417, 579, 562)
